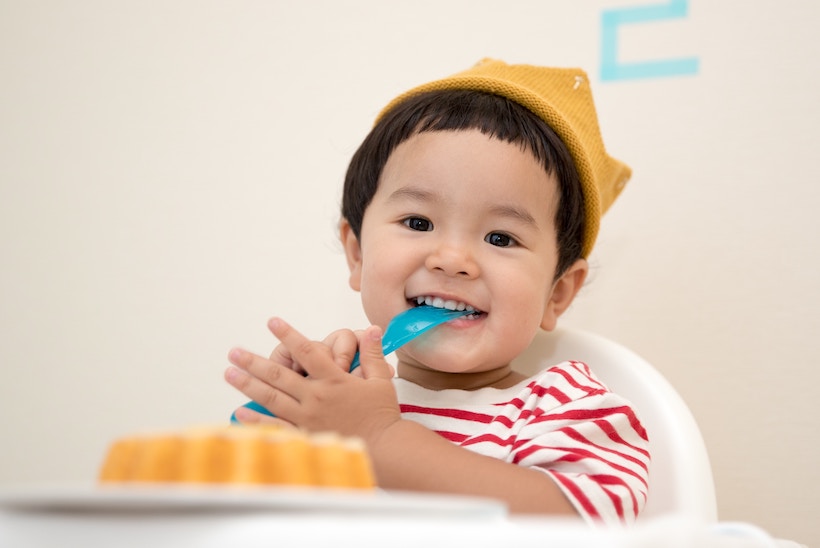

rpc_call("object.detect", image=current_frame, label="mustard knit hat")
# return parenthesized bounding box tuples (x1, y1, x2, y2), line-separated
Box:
(376, 58, 631, 258)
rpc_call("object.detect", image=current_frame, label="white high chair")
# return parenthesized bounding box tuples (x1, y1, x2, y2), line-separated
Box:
(511, 327, 718, 523)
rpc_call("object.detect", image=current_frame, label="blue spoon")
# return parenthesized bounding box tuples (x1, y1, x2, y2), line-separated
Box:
(230, 305, 472, 423)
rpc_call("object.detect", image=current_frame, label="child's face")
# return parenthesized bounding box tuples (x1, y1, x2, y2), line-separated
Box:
(342, 129, 583, 375)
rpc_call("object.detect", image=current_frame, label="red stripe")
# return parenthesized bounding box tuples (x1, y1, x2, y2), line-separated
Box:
(460, 432, 518, 449)
(503, 363, 604, 408)
(599, 484, 626, 523)
(500, 386, 570, 409)
(518, 445, 648, 489)
(403, 402, 544, 431)
(526, 383, 572, 405)
(559, 426, 649, 473)
(400, 404, 493, 424)
(534, 406, 648, 441)
(498, 398, 546, 425)
(574, 361, 594, 377)
(548, 362, 607, 395)
(594, 474, 641, 519)
(594, 419, 651, 459)
(436, 430, 469, 443)
(570, 361, 608, 389)
(488, 408, 545, 429)
(502, 397, 527, 410)
(550, 472, 600, 520)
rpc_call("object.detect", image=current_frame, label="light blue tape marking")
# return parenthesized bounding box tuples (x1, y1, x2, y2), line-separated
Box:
(601, 0, 699, 81)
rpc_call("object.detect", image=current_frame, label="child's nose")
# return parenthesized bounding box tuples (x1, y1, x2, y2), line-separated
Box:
(424, 242, 480, 278)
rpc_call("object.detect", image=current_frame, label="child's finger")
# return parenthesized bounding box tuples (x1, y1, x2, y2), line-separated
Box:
(227, 347, 306, 392)
(223, 362, 301, 420)
(231, 404, 295, 428)
(358, 325, 394, 380)
(325, 329, 359, 372)
(227, 344, 327, 418)
(268, 343, 301, 373)
(267, 317, 340, 378)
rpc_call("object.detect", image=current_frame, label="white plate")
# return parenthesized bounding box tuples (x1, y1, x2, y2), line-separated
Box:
(0, 484, 507, 518)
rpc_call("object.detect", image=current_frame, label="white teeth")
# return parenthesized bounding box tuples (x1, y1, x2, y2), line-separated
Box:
(413, 295, 480, 314)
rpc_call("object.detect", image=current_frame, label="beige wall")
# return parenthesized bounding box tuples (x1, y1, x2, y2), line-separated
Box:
(1, 1, 817, 545)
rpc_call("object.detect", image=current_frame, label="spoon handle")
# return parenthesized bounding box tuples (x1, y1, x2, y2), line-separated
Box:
(349, 307, 470, 370)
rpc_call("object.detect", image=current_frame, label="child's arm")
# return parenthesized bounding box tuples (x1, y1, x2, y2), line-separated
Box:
(225, 317, 579, 517)
(367, 413, 579, 516)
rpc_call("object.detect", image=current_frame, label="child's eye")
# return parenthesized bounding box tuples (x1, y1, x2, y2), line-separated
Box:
(485, 232, 517, 247)
(403, 217, 433, 232)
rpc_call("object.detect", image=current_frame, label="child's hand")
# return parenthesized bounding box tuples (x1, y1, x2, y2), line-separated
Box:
(225, 318, 401, 442)
(226, 325, 364, 426)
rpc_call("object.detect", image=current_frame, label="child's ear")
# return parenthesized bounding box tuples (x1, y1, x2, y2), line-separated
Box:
(339, 219, 363, 292)
(540, 258, 589, 331)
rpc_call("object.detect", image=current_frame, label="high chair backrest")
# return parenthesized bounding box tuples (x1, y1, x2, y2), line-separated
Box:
(511, 327, 718, 522)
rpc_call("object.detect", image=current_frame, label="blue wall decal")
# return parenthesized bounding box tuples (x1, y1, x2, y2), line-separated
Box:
(601, 0, 699, 81)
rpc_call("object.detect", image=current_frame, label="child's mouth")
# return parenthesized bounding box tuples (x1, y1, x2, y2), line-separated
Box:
(410, 295, 485, 320)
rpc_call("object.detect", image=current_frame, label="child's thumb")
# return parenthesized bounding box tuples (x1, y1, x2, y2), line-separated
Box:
(358, 325, 392, 379)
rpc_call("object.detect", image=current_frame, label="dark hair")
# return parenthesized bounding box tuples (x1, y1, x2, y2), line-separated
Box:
(341, 89, 585, 279)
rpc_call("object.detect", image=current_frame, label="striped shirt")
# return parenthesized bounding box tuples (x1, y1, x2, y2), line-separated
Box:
(394, 361, 650, 525)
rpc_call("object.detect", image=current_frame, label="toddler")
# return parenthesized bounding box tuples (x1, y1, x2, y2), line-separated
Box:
(225, 58, 649, 525)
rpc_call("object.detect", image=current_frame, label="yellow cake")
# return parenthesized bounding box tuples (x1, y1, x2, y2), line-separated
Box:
(98, 424, 375, 489)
